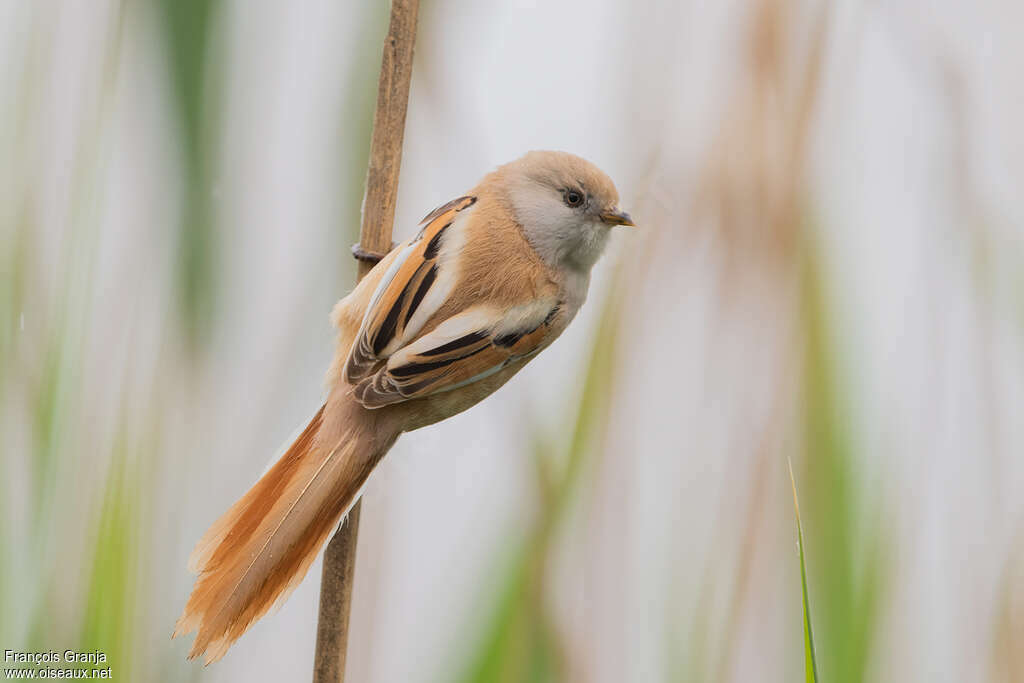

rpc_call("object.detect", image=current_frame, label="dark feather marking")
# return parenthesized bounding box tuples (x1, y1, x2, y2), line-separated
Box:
(373, 288, 408, 355)
(495, 303, 561, 348)
(423, 223, 451, 260)
(389, 344, 488, 378)
(523, 303, 561, 336)
(419, 331, 488, 356)
(403, 265, 437, 327)
(346, 342, 375, 381)
(419, 195, 476, 225)
(493, 332, 523, 348)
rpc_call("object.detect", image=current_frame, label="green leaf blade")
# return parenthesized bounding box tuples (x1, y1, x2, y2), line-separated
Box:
(789, 458, 820, 683)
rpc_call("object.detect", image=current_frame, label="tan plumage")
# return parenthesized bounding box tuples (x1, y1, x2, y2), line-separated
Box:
(174, 151, 633, 663)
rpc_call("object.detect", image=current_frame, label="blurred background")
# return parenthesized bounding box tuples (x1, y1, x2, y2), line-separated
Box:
(2, 0, 1023, 681)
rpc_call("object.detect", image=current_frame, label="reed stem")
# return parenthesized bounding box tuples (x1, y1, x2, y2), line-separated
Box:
(312, 1, 419, 680)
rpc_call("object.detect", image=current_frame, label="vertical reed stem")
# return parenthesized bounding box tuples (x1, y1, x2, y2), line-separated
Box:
(312, 1, 419, 681)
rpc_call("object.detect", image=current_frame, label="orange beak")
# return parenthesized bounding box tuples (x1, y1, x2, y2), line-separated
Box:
(600, 209, 635, 227)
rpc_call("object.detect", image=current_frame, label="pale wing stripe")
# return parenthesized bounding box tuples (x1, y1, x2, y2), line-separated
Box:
(356, 301, 560, 407)
(400, 206, 472, 345)
(362, 240, 417, 324)
(387, 307, 498, 367)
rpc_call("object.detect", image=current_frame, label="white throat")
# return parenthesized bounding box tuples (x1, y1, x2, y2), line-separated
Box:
(507, 185, 611, 273)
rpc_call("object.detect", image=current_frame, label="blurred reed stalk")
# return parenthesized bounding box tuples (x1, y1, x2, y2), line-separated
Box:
(312, 1, 419, 681)
(682, 1, 829, 678)
(660, 0, 888, 679)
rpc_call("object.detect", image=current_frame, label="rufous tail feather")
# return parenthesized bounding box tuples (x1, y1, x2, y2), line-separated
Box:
(174, 401, 396, 664)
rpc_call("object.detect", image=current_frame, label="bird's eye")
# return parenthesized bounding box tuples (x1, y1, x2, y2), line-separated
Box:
(564, 190, 584, 208)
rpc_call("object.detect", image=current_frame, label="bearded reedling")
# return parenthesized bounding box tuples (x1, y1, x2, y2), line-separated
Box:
(174, 150, 635, 663)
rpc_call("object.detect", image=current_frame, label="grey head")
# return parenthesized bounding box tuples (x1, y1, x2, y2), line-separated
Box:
(494, 150, 633, 272)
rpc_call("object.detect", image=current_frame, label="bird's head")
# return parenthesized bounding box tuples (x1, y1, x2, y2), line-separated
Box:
(495, 150, 633, 272)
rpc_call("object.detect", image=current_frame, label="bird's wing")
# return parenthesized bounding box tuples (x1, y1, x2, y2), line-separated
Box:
(353, 300, 562, 408)
(343, 195, 477, 383)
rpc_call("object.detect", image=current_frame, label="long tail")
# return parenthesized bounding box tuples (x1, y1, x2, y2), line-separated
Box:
(174, 400, 397, 664)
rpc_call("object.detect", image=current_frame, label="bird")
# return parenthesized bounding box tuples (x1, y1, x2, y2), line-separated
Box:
(173, 150, 634, 663)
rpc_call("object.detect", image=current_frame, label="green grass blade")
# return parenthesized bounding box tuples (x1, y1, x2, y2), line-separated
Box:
(798, 230, 883, 682)
(788, 458, 820, 683)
